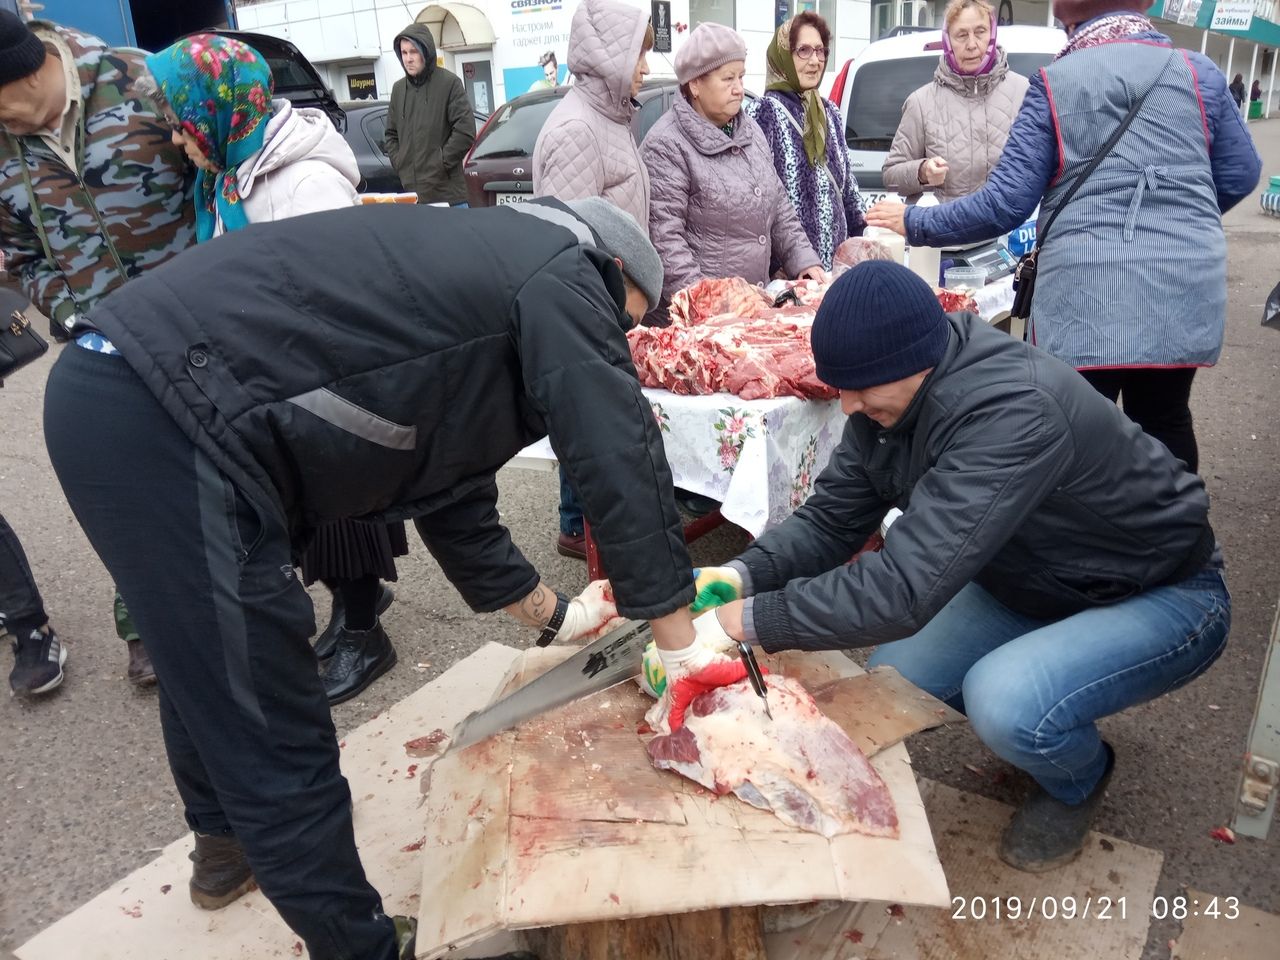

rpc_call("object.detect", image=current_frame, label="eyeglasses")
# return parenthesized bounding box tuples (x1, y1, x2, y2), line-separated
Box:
(794, 45, 828, 61)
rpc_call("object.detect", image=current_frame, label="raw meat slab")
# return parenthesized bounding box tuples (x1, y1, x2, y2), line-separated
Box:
(647, 675, 900, 839)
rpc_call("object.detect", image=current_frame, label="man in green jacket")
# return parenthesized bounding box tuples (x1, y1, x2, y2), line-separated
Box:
(385, 23, 475, 205)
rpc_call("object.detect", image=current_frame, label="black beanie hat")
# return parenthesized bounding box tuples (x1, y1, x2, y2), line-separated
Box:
(0, 11, 46, 88)
(811, 261, 950, 390)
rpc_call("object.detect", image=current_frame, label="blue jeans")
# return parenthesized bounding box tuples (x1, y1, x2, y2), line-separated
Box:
(867, 568, 1230, 804)
(559, 466, 583, 536)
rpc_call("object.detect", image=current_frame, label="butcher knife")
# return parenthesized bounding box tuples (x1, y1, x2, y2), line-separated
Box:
(447, 618, 653, 751)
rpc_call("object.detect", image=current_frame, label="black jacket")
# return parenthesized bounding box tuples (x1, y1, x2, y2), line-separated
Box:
(742, 313, 1214, 652)
(88, 201, 694, 620)
(386, 24, 475, 204)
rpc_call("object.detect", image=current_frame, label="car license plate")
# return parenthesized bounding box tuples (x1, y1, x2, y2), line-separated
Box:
(861, 191, 889, 207)
(496, 193, 528, 205)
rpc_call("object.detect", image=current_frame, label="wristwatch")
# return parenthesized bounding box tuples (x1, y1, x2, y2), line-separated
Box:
(536, 592, 570, 647)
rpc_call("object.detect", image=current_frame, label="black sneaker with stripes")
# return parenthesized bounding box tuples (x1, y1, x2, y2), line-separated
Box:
(9, 625, 67, 697)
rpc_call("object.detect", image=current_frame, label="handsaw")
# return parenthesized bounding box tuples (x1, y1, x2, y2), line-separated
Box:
(447, 618, 653, 751)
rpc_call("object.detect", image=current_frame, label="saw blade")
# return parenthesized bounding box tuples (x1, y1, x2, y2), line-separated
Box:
(448, 619, 653, 751)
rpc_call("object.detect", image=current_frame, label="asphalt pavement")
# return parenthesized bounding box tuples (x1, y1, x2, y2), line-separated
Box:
(1, 122, 1278, 960)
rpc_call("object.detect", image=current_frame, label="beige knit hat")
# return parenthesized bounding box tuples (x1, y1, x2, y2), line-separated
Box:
(674, 23, 748, 85)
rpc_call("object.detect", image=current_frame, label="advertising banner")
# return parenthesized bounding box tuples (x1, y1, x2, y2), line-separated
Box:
(497, 0, 574, 99)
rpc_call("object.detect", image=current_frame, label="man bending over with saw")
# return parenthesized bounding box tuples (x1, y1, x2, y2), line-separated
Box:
(42, 198, 701, 960)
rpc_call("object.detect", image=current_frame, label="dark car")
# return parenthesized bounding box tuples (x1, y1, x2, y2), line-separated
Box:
(207, 30, 347, 132)
(464, 79, 684, 208)
(340, 100, 490, 194)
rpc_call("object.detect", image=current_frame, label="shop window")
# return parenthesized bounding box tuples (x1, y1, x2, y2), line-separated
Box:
(690, 0, 735, 28)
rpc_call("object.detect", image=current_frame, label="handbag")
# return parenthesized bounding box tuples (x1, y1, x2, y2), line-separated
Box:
(1010, 52, 1175, 328)
(0, 308, 49, 386)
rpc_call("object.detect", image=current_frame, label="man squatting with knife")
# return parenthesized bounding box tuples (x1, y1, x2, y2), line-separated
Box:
(41, 198, 718, 960)
(683, 261, 1229, 875)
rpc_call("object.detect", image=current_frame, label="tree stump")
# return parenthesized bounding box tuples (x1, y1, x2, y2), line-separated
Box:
(524, 905, 767, 960)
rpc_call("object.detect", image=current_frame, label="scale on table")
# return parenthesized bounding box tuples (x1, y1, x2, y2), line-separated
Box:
(942, 239, 1018, 282)
(939, 211, 1039, 283)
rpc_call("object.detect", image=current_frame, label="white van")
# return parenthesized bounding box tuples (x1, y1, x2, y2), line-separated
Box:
(830, 25, 1067, 205)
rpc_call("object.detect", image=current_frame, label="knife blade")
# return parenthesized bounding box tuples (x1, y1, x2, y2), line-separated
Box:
(447, 618, 654, 752)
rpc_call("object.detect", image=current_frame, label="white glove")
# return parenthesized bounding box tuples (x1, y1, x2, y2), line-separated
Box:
(644, 613, 743, 732)
(554, 580, 621, 643)
(640, 610, 739, 698)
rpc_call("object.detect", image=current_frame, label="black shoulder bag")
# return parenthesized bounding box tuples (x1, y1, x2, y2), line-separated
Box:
(1010, 54, 1174, 328)
(0, 308, 48, 387)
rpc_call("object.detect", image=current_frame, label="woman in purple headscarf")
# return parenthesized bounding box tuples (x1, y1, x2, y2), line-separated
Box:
(882, 0, 1030, 202)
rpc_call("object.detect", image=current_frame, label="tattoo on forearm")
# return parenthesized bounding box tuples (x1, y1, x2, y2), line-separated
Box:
(511, 584, 554, 628)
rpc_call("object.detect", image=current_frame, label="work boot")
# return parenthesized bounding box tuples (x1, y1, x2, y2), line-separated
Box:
(314, 584, 394, 661)
(9, 625, 67, 697)
(675, 489, 720, 518)
(556, 531, 586, 560)
(320, 621, 396, 705)
(126, 638, 157, 686)
(999, 743, 1116, 873)
(189, 832, 256, 909)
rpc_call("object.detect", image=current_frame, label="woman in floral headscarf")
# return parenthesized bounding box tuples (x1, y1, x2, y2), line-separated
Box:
(143, 34, 360, 241)
(745, 11, 866, 272)
(144, 35, 407, 706)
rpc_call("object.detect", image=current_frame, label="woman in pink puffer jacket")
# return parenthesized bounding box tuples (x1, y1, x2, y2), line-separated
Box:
(532, 0, 654, 230)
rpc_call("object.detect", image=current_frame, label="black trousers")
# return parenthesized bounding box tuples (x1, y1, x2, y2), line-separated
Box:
(44, 346, 396, 960)
(1079, 368, 1199, 474)
(0, 511, 47, 633)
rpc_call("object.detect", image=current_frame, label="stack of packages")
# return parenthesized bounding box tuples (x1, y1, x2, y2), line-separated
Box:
(627, 238, 977, 401)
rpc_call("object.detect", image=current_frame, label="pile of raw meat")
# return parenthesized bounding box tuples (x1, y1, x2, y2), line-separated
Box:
(628, 239, 978, 401)
(628, 277, 836, 401)
(646, 673, 899, 840)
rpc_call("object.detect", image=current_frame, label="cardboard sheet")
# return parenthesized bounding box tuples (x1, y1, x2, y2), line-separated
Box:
(766, 781, 1165, 960)
(1172, 888, 1280, 960)
(416, 648, 954, 959)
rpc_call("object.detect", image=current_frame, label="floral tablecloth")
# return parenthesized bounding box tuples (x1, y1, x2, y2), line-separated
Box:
(517, 389, 848, 538)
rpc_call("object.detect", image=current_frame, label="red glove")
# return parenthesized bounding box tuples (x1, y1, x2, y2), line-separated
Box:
(667, 659, 770, 731)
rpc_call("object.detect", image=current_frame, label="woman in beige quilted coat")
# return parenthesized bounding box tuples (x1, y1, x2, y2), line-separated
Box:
(532, 0, 654, 230)
(882, 0, 1029, 202)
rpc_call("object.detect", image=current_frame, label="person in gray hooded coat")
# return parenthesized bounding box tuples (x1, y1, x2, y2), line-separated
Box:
(385, 22, 475, 204)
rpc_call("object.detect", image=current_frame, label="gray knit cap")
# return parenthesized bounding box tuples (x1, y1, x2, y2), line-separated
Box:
(565, 197, 663, 311)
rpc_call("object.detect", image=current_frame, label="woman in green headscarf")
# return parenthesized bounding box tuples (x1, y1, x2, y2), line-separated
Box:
(143, 35, 408, 707)
(746, 11, 866, 272)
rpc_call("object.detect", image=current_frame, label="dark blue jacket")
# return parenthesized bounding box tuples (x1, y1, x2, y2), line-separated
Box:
(904, 22, 1261, 248)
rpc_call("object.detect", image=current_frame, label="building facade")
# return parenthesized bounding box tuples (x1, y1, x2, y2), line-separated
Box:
(232, 0, 874, 112)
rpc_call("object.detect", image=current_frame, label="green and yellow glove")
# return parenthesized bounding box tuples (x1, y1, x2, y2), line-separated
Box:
(690, 566, 742, 613)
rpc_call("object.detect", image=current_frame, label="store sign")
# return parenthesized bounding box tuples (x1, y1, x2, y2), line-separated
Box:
(498, 0, 573, 100)
(652, 1, 672, 53)
(1209, 0, 1254, 31)
(347, 72, 376, 100)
